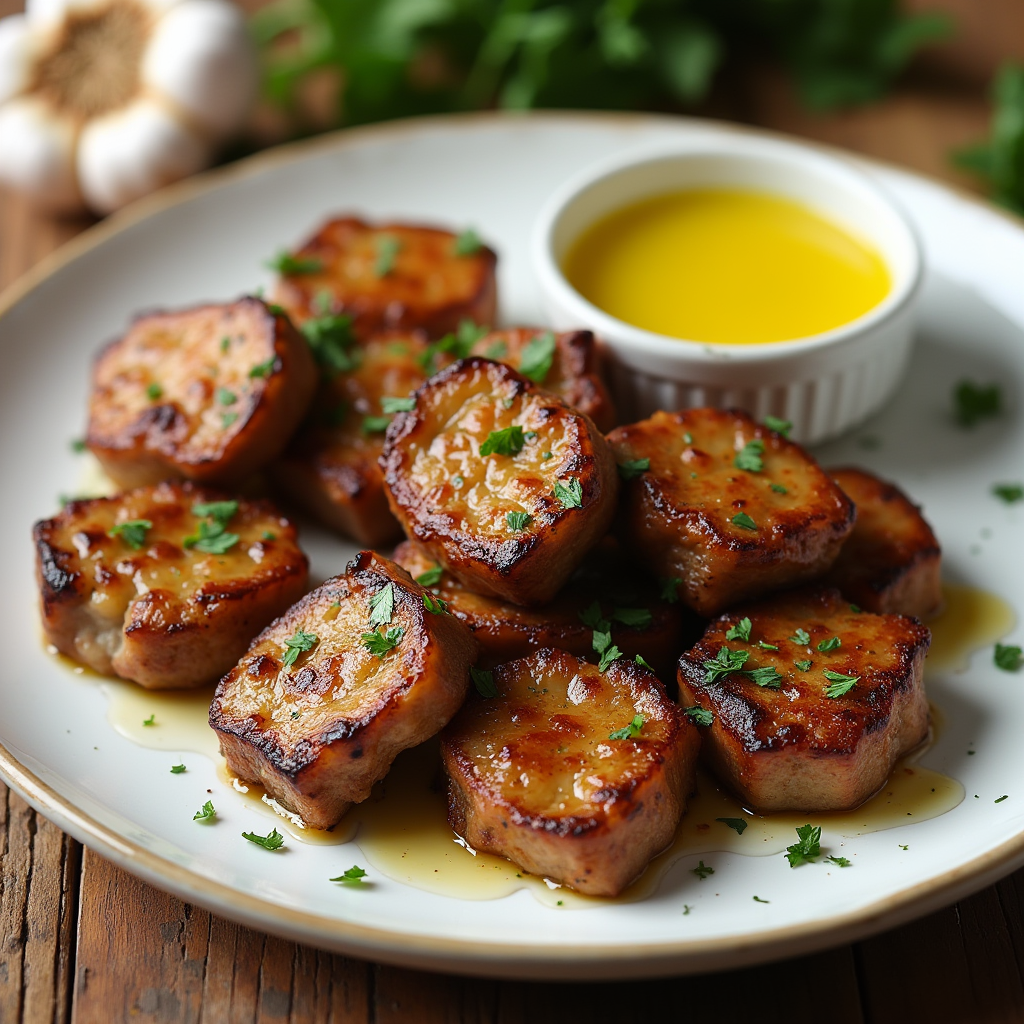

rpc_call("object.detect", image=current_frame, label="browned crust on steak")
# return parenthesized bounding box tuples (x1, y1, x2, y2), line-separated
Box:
(34, 482, 309, 689)
(677, 588, 930, 812)
(608, 408, 855, 616)
(272, 217, 497, 339)
(381, 357, 619, 606)
(825, 467, 943, 619)
(210, 551, 478, 829)
(86, 297, 317, 488)
(441, 648, 700, 896)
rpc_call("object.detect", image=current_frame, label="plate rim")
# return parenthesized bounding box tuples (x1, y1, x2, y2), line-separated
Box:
(4, 108, 1024, 979)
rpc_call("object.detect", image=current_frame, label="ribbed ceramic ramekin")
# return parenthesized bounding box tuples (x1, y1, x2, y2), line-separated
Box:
(531, 135, 923, 444)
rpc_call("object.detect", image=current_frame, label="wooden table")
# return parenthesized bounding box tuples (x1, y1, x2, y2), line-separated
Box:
(4, 3, 1024, 1019)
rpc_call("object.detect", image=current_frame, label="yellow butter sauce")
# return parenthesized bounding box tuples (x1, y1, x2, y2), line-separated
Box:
(562, 189, 891, 345)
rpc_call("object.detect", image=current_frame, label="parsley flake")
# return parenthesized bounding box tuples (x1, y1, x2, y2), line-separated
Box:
(753, 895, 770, 903)
(267, 251, 323, 275)
(193, 500, 238, 524)
(660, 578, 681, 603)
(221, 412, 238, 429)
(553, 477, 583, 509)
(374, 235, 402, 276)
(193, 800, 216, 822)
(954, 380, 1001, 427)
(262, 531, 276, 541)
(368, 583, 395, 627)
(770, 483, 789, 494)
(995, 643, 1023, 671)
(817, 636, 841, 652)
(731, 512, 757, 531)
(996, 795, 1009, 803)
(330, 865, 369, 885)
(170, 764, 186, 774)
(827, 855, 852, 867)
(146, 382, 163, 400)
(249, 356, 278, 379)
(480, 425, 525, 457)
(725, 617, 751, 642)
(683, 705, 713, 726)
(423, 592, 449, 615)
(70, 437, 87, 453)
(597, 640, 623, 673)
(142, 714, 155, 727)
(795, 660, 812, 672)
(471, 666, 497, 698)
(380, 396, 416, 414)
(362, 626, 404, 657)
(220, 336, 230, 353)
(301, 315, 355, 375)
(734, 438, 765, 472)
(634, 654, 656, 673)
(611, 607, 652, 630)
(993, 483, 1024, 504)
(692, 861, 714, 880)
(617, 458, 650, 481)
(362, 415, 391, 434)
(609, 714, 644, 741)
(416, 565, 443, 587)
(282, 629, 318, 666)
(108, 519, 152, 550)
(579, 601, 608, 631)
(519, 331, 556, 384)
(717, 817, 748, 834)
(216, 387, 236, 406)
(790, 628, 811, 645)
(183, 515, 239, 555)
(703, 646, 749, 683)
(757, 640, 779, 650)
(453, 228, 482, 256)
(506, 511, 533, 531)
(745, 666, 784, 689)
(785, 824, 821, 867)
(242, 828, 285, 851)
(823, 670, 860, 697)
(764, 415, 792, 435)
(541, 451, 553, 461)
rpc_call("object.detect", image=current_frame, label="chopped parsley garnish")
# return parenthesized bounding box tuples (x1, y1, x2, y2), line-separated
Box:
(216, 387, 236, 406)
(795, 660, 812, 672)
(996, 795, 1009, 803)
(827, 855, 852, 867)
(770, 483, 789, 494)
(374, 235, 402, 276)
(617, 457, 650, 481)
(506, 511, 533, 531)
(368, 583, 395, 627)
(423, 592, 449, 615)
(262, 531, 276, 541)
(757, 641, 779, 650)
(993, 483, 1024, 504)
(192, 500, 238, 523)
(242, 828, 285, 851)
(703, 646, 750, 683)
(282, 629, 318, 666)
(220, 336, 230, 353)
(266, 303, 288, 317)
(452, 475, 464, 488)
(70, 437, 87, 453)
(785, 824, 821, 867)
(193, 800, 216, 822)
(731, 512, 757, 531)
(764, 415, 792, 435)
(634, 654, 656, 673)
(553, 477, 583, 509)
(417, 319, 488, 375)
(608, 714, 644, 741)
(994, 643, 1023, 671)
(362, 415, 391, 434)
(108, 519, 153, 550)
(249, 356, 278, 379)
(753, 895, 770, 903)
(146, 382, 163, 400)
(790, 628, 811, 645)
(745, 666, 784, 689)
(734, 438, 765, 472)
(823, 669, 859, 697)
(660, 578, 681, 603)
(380, 396, 416, 414)
(683, 432, 693, 444)
(266, 251, 322, 275)
(683, 705, 713, 726)
(301, 314, 356, 375)
(485, 339, 508, 359)
(519, 331, 556, 384)
(817, 636, 841, 652)
(471, 666, 497, 698)
(362, 626, 404, 657)
(596, 634, 623, 673)
(143, 714, 155, 727)
(692, 861, 714, 880)
(725, 617, 752, 642)
(330, 865, 368, 885)
(170, 764, 186, 774)
(453, 228, 482, 256)
(717, 817, 747, 835)
(416, 565, 443, 587)
(183, 507, 240, 554)
(579, 601, 606, 630)
(480, 425, 525, 457)
(221, 412, 238, 429)
(954, 380, 1001, 427)
(611, 607, 652, 630)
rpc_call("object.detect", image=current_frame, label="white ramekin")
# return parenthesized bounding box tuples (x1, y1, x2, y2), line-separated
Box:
(531, 135, 923, 444)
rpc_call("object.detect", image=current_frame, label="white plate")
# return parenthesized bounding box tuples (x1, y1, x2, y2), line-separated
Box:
(3, 112, 1024, 980)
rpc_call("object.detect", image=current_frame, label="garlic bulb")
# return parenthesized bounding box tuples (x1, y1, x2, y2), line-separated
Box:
(0, 0, 257, 214)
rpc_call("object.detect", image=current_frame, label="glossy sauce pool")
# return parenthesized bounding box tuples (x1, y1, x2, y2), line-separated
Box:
(562, 189, 891, 345)
(89, 582, 1013, 907)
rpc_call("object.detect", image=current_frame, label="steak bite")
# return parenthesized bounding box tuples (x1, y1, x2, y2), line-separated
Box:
(271, 216, 497, 339)
(825, 467, 943, 619)
(468, 328, 617, 432)
(677, 588, 930, 813)
(394, 537, 694, 678)
(608, 408, 855, 617)
(34, 483, 309, 689)
(210, 551, 477, 830)
(381, 357, 619, 606)
(442, 648, 700, 897)
(272, 330, 433, 546)
(87, 298, 317, 489)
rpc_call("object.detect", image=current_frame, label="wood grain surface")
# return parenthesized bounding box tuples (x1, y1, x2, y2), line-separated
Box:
(3, 1, 1024, 1020)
